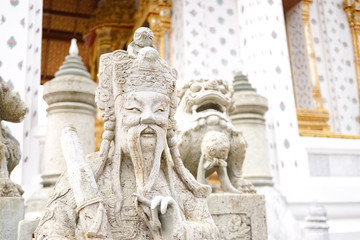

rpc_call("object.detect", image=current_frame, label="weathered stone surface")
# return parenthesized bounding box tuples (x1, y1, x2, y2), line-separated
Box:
(208, 193, 268, 240)
(35, 27, 219, 240)
(0, 197, 25, 240)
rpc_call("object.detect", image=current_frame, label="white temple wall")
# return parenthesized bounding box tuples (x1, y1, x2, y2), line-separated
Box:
(171, 0, 240, 85)
(236, 0, 305, 189)
(284, 1, 360, 238)
(0, 1, 28, 175)
(0, 0, 44, 199)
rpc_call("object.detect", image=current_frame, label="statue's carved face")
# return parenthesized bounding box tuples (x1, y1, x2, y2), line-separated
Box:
(117, 91, 170, 131)
(116, 91, 170, 154)
(116, 91, 170, 190)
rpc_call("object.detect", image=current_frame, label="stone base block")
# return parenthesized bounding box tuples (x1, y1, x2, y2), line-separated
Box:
(17, 218, 40, 240)
(0, 197, 24, 240)
(26, 186, 52, 219)
(207, 193, 267, 240)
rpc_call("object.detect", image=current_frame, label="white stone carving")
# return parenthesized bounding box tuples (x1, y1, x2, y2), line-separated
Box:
(35, 28, 219, 240)
(176, 78, 256, 194)
(304, 202, 330, 240)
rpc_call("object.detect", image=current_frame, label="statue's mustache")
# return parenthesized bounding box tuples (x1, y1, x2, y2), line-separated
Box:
(141, 126, 156, 135)
(126, 124, 166, 195)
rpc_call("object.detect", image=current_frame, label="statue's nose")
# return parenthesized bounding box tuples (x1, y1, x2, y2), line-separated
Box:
(140, 110, 156, 124)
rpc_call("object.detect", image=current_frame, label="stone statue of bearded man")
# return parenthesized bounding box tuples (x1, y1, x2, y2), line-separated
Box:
(35, 27, 219, 240)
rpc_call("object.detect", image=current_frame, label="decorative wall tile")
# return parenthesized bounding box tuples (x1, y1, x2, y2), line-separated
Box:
(1, 15, 6, 24)
(7, 36, 17, 49)
(172, 0, 241, 84)
(10, 0, 19, 7)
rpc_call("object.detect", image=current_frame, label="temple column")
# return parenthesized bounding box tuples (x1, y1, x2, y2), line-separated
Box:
(237, 1, 305, 238)
(237, 0, 304, 189)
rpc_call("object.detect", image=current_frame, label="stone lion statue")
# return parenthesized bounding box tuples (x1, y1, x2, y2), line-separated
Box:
(0, 76, 27, 197)
(176, 79, 255, 194)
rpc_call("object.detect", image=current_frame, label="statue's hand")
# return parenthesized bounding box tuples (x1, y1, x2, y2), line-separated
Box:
(135, 194, 182, 238)
(151, 196, 182, 238)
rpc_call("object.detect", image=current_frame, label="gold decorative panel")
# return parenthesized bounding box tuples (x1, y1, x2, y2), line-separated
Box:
(295, 0, 332, 137)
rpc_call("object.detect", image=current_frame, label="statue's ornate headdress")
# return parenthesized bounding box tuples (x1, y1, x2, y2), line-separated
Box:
(112, 47, 177, 99)
(96, 28, 176, 108)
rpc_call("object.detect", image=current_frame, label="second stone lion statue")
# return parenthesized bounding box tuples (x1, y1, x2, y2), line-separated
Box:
(176, 79, 256, 194)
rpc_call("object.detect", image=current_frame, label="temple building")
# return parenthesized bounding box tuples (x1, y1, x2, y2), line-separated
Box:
(0, 0, 359, 239)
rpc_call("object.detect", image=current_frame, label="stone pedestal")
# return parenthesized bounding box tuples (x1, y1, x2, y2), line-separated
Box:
(207, 193, 268, 240)
(0, 197, 24, 240)
(25, 186, 51, 219)
(17, 218, 40, 240)
(42, 75, 97, 186)
(230, 72, 273, 186)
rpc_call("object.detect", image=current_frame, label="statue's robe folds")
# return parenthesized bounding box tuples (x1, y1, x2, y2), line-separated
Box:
(35, 151, 219, 240)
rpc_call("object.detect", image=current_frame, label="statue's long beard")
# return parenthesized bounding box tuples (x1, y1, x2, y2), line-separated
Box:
(126, 124, 166, 196)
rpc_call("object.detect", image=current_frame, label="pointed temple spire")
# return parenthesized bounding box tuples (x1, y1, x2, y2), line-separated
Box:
(55, 38, 90, 78)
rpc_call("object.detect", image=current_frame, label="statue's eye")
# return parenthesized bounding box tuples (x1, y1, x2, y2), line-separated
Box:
(126, 107, 141, 112)
(155, 108, 165, 113)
